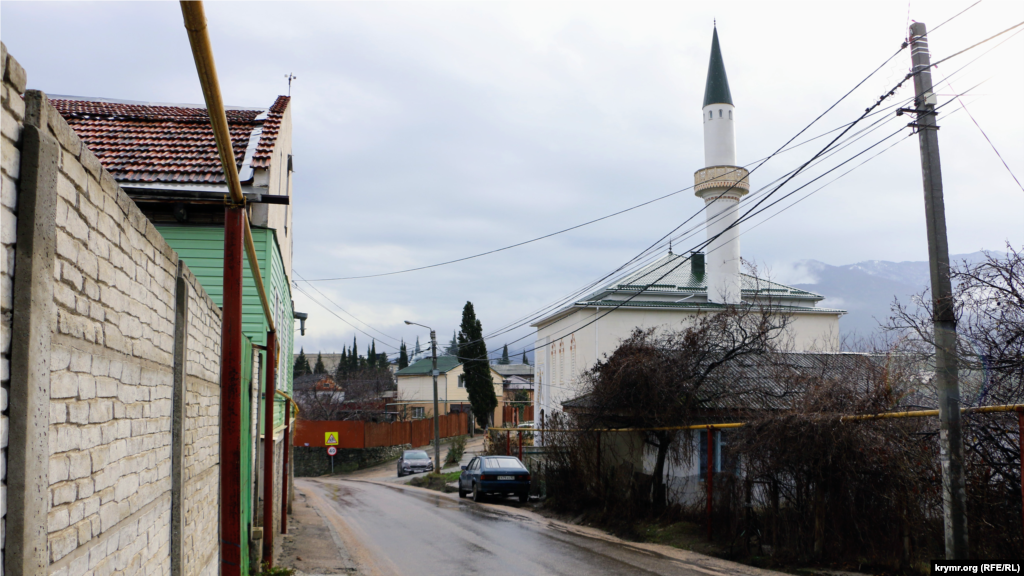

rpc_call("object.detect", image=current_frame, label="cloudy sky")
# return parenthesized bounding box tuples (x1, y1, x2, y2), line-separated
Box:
(4, 1, 1022, 359)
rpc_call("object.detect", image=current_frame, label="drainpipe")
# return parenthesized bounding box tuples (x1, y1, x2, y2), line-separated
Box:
(262, 330, 277, 565)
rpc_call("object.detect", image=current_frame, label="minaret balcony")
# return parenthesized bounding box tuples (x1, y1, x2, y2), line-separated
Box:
(694, 165, 750, 197)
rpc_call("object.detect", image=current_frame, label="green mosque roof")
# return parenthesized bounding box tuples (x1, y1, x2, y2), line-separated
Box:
(702, 26, 734, 107)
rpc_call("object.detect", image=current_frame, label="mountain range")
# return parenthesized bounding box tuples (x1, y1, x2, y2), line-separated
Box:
(788, 251, 989, 341)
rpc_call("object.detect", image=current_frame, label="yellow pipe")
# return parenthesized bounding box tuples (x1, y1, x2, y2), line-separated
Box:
(180, 1, 243, 205)
(243, 212, 275, 333)
(275, 389, 300, 418)
(180, 1, 277, 335)
(501, 404, 1024, 433)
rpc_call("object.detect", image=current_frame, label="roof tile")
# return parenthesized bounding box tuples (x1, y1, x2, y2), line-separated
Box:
(51, 96, 290, 185)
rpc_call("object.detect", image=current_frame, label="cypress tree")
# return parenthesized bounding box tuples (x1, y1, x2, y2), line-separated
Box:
(350, 337, 359, 371)
(370, 340, 377, 368)
(458, 301, 496, 428)
(499, 344, 510, 365)
(314, 352, 326, 374)
(337, 348, 348, 379)
(446, 330, 460, 357)
(399, 340, 409, 370)
(293, 348, 310, 378)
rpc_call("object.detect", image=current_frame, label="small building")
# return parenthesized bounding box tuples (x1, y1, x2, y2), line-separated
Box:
(395, 357, 508, 426)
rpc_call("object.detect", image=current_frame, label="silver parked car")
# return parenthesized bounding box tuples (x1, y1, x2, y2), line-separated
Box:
(397, 450, 433, 477)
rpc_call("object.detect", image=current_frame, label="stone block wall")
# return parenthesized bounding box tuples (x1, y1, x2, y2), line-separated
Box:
(2, 43, 223, 576)
(2, 40, 29, 576)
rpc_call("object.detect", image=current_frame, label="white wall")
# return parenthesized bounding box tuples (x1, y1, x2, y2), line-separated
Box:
(535, 306, 840, 418)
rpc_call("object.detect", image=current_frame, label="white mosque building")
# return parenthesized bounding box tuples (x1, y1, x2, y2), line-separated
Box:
(533, 26, 845, 421)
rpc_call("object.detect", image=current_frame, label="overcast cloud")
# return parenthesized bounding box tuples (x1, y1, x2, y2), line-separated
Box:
(4, 1, 1022, 358)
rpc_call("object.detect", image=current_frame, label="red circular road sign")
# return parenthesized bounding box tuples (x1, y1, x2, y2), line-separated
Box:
(327, 446, 337, 456)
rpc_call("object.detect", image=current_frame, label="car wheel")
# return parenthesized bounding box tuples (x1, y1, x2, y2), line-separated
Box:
(459, 487, 468, 498)
(518, 493, 528, 503)
(472, 484, 483, 502)
(397, 469, 404, 478)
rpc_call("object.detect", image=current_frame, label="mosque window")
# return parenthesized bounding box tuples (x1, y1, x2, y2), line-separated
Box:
(719, 109, 723, 118)
(709, 111, 713, 120)
(729, 110, 733, 119)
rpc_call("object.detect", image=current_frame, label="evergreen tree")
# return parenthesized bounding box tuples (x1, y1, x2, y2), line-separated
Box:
(499, 344, 510, 365)
(350, 337, 359, 372)
(336, 348, 348, 379)
(313, 352, 326, 375)
(369, 340, 377, 368)
(293, 348, 310, 378)
(399, 340, 409, 370)
(445, 330, 460, 357)
(522, 351, 529, 365)
(458, 302, 497, 428)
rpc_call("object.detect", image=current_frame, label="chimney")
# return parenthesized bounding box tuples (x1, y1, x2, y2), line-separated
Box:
(691, 252, 705, 276)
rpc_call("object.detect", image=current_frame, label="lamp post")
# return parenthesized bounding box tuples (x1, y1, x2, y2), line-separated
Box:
(406, 321, 441, 473)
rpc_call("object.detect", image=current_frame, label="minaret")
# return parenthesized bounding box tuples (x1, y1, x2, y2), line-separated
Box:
(694, 25, 749, 304)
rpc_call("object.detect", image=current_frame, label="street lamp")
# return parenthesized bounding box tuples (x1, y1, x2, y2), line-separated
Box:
(405, 320, 441, 473)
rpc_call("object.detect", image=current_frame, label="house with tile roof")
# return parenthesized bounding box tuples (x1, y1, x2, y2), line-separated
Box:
(532, 27, 845, 423)
(52, 94, 298, 565)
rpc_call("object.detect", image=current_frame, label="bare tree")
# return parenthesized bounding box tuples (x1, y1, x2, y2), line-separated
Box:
(577, 303, 792, 509)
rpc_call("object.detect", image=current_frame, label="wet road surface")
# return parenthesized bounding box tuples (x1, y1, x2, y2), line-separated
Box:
(297, 477, 782, 576)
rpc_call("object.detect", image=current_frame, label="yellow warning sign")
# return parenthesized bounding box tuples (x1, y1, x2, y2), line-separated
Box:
(325, 432, 339, 446)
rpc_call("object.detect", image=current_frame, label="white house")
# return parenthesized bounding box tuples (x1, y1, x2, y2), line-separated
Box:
(533, 26, 845, 425)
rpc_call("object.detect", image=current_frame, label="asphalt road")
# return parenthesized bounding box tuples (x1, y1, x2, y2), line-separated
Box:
(297, 477, 783, 576)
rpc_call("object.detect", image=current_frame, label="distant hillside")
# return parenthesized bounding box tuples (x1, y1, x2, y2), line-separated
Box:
(789, 251, 988, 340)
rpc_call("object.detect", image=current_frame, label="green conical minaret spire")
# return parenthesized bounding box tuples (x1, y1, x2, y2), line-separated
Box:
(702, 25, 733, 107)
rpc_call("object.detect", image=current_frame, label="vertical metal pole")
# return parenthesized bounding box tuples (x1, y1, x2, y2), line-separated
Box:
(518, 430, 523, 461)
(707, 426, 714, 542)
(262, 331, 277, 565)
(910, 22, 968, 559)
(1019, 409, 1023, 544)
(281, 399, 291, 535)
(220, 206, 245, 576)
(431, 330, 441, 473)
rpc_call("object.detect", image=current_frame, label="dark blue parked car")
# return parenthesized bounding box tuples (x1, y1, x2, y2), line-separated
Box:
(458, 456, 531, 503)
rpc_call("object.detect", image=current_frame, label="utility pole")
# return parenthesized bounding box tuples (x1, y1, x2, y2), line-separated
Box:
(430, 330, 441, 473)
(406, 320, 442, 473)
(908, 21, 968, 558)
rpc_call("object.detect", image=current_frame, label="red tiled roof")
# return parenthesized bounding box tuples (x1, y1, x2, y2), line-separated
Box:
(51, 95, 290, 185)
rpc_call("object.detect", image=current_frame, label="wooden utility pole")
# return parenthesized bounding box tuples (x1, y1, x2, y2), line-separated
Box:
(909, 21, 968, 558)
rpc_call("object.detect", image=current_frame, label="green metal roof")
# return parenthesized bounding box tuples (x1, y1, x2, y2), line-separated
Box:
(396, 356, 461, 376)
(703, 26, 733, 107)
(601, 253, 823, 299)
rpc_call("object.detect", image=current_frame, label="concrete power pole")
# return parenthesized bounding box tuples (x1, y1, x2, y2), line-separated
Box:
(909, 21, 968, 558)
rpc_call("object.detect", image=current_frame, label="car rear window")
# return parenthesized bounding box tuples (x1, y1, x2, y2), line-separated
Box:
(483, 457, 526, 469)
(405, 451, 429, 460)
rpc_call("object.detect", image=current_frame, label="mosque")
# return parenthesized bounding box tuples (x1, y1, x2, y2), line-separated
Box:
(533, 26, 845, 421)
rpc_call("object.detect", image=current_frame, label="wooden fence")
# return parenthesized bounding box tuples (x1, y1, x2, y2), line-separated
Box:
(294, 413, 469, 449)
(502, 404, 534, 426)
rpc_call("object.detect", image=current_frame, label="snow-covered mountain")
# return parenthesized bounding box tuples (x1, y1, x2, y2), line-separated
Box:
(787, 251, 989, 340)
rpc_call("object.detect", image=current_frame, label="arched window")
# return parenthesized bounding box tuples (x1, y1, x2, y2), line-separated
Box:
(729, 110, 733, 120)
(709, 111, 713, 120)
(719, 109, 723, 118)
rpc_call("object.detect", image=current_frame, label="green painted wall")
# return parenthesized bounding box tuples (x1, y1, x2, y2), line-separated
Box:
(157, 225, 294, 429)
(240, 337, 254, 574)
